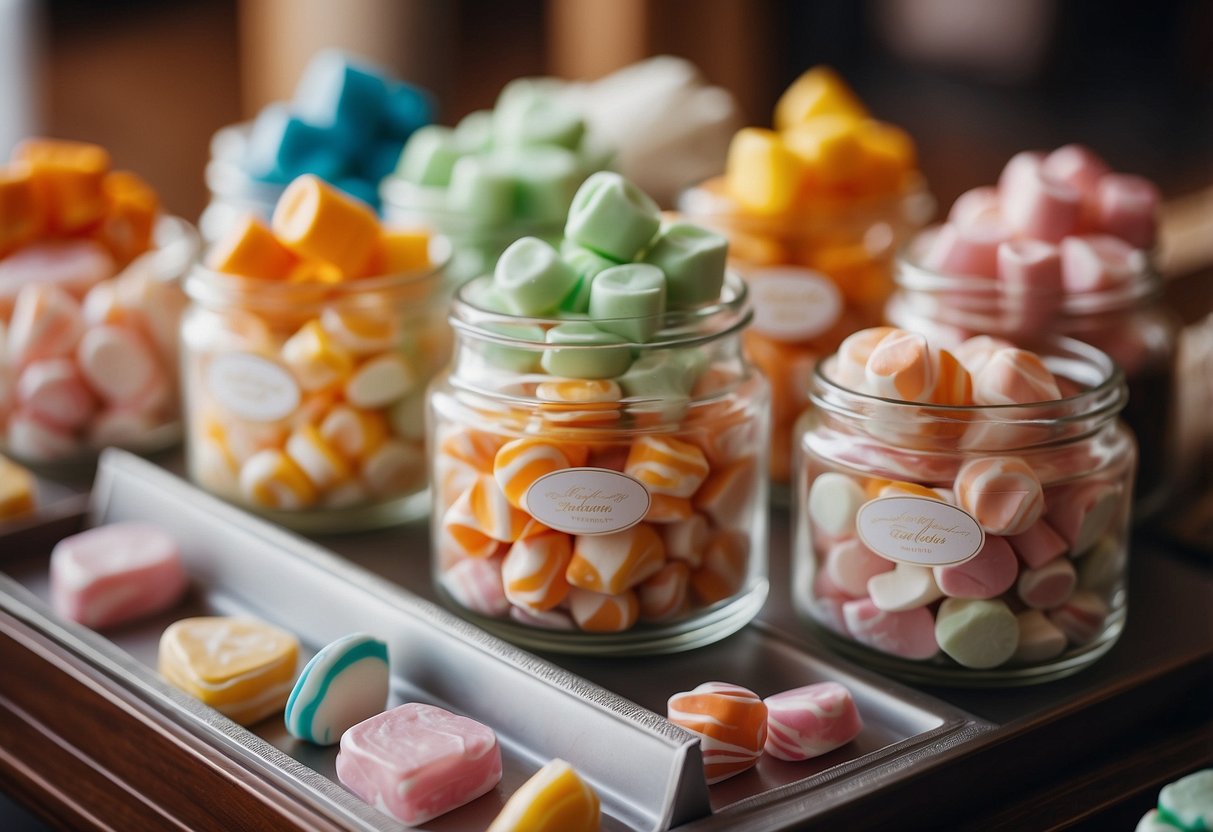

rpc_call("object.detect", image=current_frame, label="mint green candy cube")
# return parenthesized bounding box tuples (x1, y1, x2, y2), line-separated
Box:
(396, 125, 462, 187)
(483, 322, 546, 372)
(588, 263, 667, 343)
(559, 241, 618, 313)
(540, 322, 633, 379)
(506, 146, 583, 225)
(565, 172, 662, 262)
(493, 237, 578, 315)
(642, 222, 728, 309)
(454, 110, 495, 154)
(447, 156, 515, 226)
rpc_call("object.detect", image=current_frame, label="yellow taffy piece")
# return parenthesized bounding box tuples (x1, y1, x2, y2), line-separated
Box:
(724, 128, 804, 216)
(158, 616, 299, 725)
(774, 66, 868, 131)
(488, 759, 600, 832)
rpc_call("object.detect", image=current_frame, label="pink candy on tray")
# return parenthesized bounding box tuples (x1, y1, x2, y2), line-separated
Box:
(50, 522, 188, 629)
(336, 703, 502, 826)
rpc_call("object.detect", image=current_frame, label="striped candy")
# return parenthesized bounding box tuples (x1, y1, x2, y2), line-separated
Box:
(638, 562, 691, 622)
(502, 532, 572, 612)
(624, 435, 710, 498)
(690, 531, 749, 606)
(955, 456, 1043, 535)
(763, 682, 863, 761)
(864, 329, 934, 401)
(566, 523, 665, 595)
(493, 438, 573, 510)
(567, 587, 639, 632)
(667, 682, 767, 784)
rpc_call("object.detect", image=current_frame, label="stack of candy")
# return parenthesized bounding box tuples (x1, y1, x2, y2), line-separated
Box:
(0, 139, 196, 463)
(183, 174, 446, 527)
(201, 49, 434, 239)
(667, 679, 863, 785)
(381, 78, 607, 281)
(678, 67, 930, 484)
(890, 145, 1174, 515)
(797, 327, 1135, 676)
(431, 172, 770, 647)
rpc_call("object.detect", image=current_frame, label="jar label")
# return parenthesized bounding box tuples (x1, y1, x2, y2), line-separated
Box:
(856, 496, 985, 567)
(745, 267, 843, 342)
(206, 353, 301, 423)
(525, 468, 652, 536)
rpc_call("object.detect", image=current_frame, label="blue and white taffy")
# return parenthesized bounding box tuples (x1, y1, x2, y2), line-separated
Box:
(284, 633, 390, 745)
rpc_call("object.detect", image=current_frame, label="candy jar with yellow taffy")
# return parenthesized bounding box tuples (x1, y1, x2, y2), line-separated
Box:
(0, 138, 199, 469)
(679, 67, 933, 491)
(429, 172, 771, 654)
(182, 174, 450, 531)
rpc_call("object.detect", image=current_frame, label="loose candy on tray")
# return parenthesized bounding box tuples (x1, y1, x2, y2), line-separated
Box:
(50, 522, 187, 629)
(1156, 769, 1213, 832)
(488, 759, 600, 832)
(336, 703, 502, 826)
(284, 633, 389, 746)
(159, 616, 299, 726)
(668, 682, 768, 784)
(763, 681, 863, 761)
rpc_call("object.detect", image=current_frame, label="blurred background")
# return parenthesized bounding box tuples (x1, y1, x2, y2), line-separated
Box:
(5, 0, 1211, 219)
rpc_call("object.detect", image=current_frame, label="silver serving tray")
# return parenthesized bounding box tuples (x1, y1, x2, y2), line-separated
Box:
(0, 451, 990, 830)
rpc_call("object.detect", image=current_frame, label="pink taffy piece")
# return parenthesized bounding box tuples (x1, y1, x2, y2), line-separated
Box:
(972, 347, 1061, 405)
(0, 240, 115, 313)
(49, 522, 187, 629)
(1044, 480, 1121, 555)
(1007, 519, 1069, 569)
(996, 239, 1063, 335)
(934, 535, 1018, 599)
(823, 538, 894, 598)
(841, 599, 938, 660)
(763, 681, 863, 761)
(954, 456, 1044, 536)
(7, 283, 86, 367)
(442, 556, 509, 617)
(1047, 590, 1108, 646)
(1001, 167, 1081, 243)
(336, 703, 502, 827)
(1041, 145, 1110, 199)
(6, 409, 79, 461)
(952, 335, 1015, 377)
(76, 324, 163, 405)
(948, 186, 1001, 227)
(1059, 234, 1143, 294)
(16, 359, 97, 430)
(1016, 557, 1077, 609)
(921, 221, 1008, 279)
(997, 151, 1046, 198)
(1094, 173, 1159, 249)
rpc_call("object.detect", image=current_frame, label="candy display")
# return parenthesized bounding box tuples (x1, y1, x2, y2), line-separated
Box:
(679, 67, 932, 487)
(49, 522, 187, 628)
(0, 453, 35, 519)
(0, 139, 198, 465)
(182, 174, 448, 530)
(429, 172, 769, 654)
(335, 702, 502, 826)
(667, 682, 768, 784)
(158, 616, 299, 726)
(795, 327, 1135, 682)
(200, 50, 434, 240)
(888, 145, 1177, 517)
(762, 681, 863, 761)
(381, 79, 606, 283)
(486, 758, 601, 832)
(283, 633, 390, 746)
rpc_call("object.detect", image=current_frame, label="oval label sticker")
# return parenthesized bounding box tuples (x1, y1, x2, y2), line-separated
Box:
(525, 468, 651, 536)
(856, 496, 985, 567)
(745, 267, 843, 342)
(206, 352, 301, 423)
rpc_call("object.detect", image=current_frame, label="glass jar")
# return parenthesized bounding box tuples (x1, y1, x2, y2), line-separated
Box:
(429, 273, 770, 654)
(380, 177, 564, 285)
(889, 232, 1178, 519)
(181, 240, 451, 532)
(0, 216, 199, 473)
(794, 337, 1134, 685)
(679, 178, 933, 493)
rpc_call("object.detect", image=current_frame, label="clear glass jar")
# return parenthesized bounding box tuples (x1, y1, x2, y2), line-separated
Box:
(181, 240, 451, 532)
(0, 216, 199, 473)
(889, 231, 1178, 519)
(678, 178, 933, 492)
(429, 273, 770, 654)
(794, 337, 1134, 685)
(380, 178, 564, 285)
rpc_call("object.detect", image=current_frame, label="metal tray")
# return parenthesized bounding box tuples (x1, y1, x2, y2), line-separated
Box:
(0, 451, 990, 831)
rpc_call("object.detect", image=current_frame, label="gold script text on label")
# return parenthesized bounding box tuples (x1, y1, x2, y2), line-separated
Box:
(525, 468, 651, 535)
(856, 496, 985, 567)
(206, 353, 301, 423)
(745, 267, 843, 342)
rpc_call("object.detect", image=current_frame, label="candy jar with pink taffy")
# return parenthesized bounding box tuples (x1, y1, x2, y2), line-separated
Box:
(794, 327, 1134, 685)
(0, 139, 199, 471)
(887, 145, 1177, 519)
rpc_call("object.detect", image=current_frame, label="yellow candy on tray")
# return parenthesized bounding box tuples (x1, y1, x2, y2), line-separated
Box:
(487, 758, 601, 832)
(158, 616, 299, 726)
(0, 454, 36, 520)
